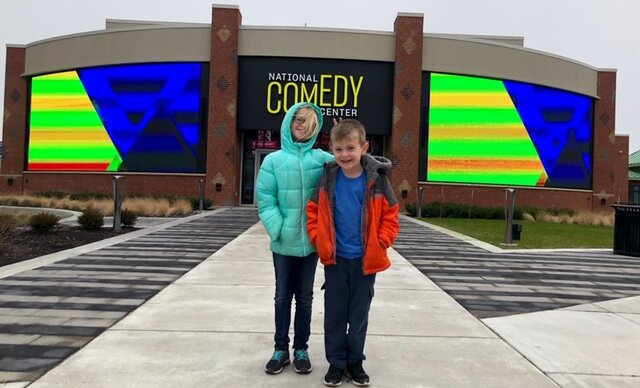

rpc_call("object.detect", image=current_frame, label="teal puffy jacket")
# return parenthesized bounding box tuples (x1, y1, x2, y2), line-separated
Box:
(256, 102, 334, 257)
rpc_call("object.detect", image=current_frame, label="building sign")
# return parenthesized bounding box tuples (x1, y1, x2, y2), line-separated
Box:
(238, 57, 393, 135)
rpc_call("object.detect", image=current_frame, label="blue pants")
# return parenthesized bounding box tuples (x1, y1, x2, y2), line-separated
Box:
(324, 257, 376, 369)
(272, 252, 318, 351)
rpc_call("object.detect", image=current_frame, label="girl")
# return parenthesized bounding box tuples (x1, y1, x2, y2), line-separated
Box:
(256, 102, 334, 375)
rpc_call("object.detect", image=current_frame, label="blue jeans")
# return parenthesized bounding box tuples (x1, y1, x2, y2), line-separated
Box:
(272, 252, 318, 351)
(324, 257, 376, 369)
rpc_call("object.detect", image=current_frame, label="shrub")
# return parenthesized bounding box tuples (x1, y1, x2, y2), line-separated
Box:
(190, 197, 213, 211)
(520, 206, 541, 219)
(548, 208, 576, 217)
(405, 202, 417, 216)
(78, 207, 104, 230)
(35, 191, 68, 199)
(120, 209, 138, 227)
(408, 201, 524, 220)
(69, 192, 111, 201)
(0, 214, 18, 248)
(168, 199, 194, 216)
(28, 212, 61, 233)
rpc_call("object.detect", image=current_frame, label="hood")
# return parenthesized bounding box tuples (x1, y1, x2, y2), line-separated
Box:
(280, 101, 324, 154)
(361, 153, 392, 176)
(326, 153, 392, 180)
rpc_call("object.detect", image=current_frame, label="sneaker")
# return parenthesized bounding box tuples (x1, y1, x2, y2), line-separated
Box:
(323, 365, 343, 387)
(265, 350, 290, 374)
(346, 363, 370, 387)
(293, 349, 312, 374)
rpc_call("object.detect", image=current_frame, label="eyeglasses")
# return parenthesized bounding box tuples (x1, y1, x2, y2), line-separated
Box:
(293, 116, 306, 124)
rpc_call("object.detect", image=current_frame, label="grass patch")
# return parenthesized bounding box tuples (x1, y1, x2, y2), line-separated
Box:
(420, 217, 613, 249)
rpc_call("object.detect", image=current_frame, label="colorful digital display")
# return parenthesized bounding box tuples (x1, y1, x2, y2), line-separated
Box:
(426, 73, 593, 189)
(28, 63, 205, 173)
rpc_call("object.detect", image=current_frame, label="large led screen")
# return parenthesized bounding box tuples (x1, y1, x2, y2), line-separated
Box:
(28, 63, 205, 173)
(426, 73, 593, 189)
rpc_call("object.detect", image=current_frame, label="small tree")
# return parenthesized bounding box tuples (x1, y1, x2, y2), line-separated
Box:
(78, 207, 104, 230)
(28, 212, 61, 233)
(121, 209, 138, 228)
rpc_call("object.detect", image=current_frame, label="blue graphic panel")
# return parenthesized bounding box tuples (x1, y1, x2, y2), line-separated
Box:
(504, 81, 593, 189)
(78, 63, 202, 173)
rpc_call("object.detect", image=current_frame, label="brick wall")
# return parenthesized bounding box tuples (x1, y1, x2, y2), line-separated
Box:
(207, 5, 242, 206)
(0, 46, 26, 194)
(389, 14, 424, 210)
(418, 184, 594, 213)
(21, 173, 205, 198)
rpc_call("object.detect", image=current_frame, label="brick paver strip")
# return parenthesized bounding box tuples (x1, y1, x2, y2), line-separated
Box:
(0, 207, 258, 384)
(395, 218, 640, 318)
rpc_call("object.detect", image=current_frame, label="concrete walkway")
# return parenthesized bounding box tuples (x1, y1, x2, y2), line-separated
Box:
(2, 209, 639, 387)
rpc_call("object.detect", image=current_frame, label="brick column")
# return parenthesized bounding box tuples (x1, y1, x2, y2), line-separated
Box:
(207, 5, 241, 206)
(388, 13, 423, 212)
(0, 46, 27, 194)
(591, 70, 617, 210)
(614, 135, 629, 204)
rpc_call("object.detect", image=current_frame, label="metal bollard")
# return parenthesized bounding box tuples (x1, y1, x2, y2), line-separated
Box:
(416, 187, 424, 218)
(198, 179, 205, 213)
(113, 175, 123, 232)
(503, 188, 516, 245)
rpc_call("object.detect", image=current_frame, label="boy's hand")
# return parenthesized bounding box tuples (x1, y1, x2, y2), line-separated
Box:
(332, 118, 343, 127)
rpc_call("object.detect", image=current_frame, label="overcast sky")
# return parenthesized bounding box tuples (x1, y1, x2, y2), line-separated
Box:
(1, 0, 638, 152)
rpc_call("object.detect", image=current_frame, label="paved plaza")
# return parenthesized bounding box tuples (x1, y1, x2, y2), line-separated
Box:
(0, 207, 638, 387)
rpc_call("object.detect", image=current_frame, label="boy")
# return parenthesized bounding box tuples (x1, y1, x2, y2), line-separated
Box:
(306, 119, 400, 386)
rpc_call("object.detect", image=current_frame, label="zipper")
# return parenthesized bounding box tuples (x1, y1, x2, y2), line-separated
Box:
(299, 145, 308, 256)
(328, 181, 337, 262)
(361, 180, 374, 274)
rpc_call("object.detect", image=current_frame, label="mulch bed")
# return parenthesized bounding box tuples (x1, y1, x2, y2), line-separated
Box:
(0, 225, 134, 268)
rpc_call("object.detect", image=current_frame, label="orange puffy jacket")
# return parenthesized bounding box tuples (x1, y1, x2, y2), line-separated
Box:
(306, 154, 400, 275)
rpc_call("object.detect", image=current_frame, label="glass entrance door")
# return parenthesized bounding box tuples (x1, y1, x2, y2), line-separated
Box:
(240, 130, 280, 205)
(241, 147, 276, 205)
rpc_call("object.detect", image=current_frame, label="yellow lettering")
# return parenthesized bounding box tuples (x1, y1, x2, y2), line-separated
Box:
(267, 82, 282, 114)
(349, 76, 364, 108)
(333, 75, 348, 107)
(319, 74, 331, 107)
(301, 83, 318, 105)
(283, 82, 299, 110)
(267, 75, 365, 114)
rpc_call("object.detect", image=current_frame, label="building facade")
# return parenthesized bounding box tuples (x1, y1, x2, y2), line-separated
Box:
(0, 5, 629, 212)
